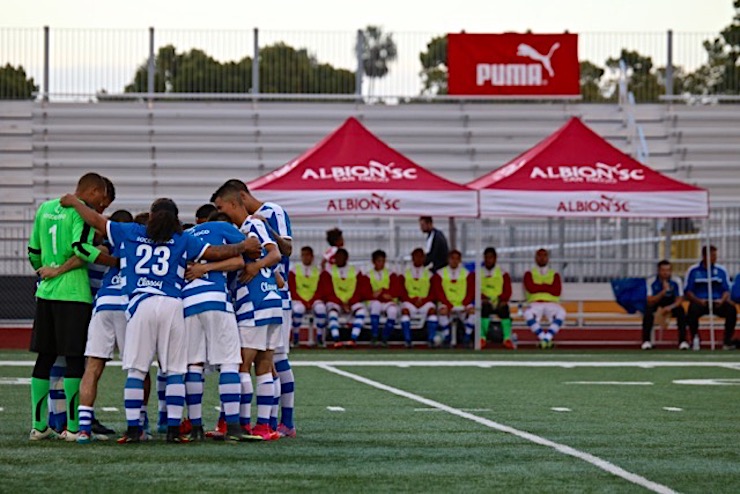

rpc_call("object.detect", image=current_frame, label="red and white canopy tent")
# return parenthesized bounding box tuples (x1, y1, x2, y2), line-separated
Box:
(467, 117, 712, 349)
(468, 117, 708, 218)
(248, 117, 477, 218)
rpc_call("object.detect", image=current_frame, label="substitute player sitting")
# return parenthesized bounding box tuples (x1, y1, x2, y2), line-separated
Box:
(321, 248, 371, 348)
(366, 249, 401, 347)
(523, 248, 566, 349)
(289, 246, 327, 347)
(433, 250, 475, 348)
(399, 248, 439, 348)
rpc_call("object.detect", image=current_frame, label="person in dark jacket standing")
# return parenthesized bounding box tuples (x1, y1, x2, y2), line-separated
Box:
(419, 216, 449, 273)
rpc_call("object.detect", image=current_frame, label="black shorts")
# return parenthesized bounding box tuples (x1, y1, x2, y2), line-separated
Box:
(30, 298, 92, 357)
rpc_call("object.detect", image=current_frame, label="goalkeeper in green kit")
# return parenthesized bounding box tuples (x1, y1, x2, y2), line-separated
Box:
(27, 173, 117, 441)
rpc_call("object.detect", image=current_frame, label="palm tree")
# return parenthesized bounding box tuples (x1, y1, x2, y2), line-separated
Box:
(358, 26, 398, 98)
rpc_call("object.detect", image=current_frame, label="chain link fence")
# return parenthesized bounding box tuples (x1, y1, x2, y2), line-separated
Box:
(0, 27, 727, 102)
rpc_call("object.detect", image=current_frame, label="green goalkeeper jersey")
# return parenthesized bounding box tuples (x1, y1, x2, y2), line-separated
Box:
(27, 198, 101, 303)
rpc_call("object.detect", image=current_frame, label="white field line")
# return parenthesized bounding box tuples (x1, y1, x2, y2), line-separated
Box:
(414, 408, 492, 412)
(0, 360, 739, 368)
(551, 407, 572, 412)
(565, 381, 654, 386)
(326, 406, 345, 412)
(663, 407, 684, 412)
(320, 364, 677, 494)
(100, 407, 119, 412)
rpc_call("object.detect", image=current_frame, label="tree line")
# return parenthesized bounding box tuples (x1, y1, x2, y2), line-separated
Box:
(1, 2, 738, 100)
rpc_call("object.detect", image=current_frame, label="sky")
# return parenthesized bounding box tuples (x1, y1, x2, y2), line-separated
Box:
(3, 0, 734, 33)
(2, 0, 736, 97)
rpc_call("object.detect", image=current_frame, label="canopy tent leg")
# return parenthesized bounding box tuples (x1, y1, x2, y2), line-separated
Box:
(474, 218, 483, 351)
(704, 218, 715, 351)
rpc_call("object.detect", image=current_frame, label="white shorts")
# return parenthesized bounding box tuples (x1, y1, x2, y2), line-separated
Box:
(274, 307, 291, 355)
(239, 322, 282, 351)
(122, 296, 187, 375)
(85, 310, 127, 360)
(185, 310, 242, 366)
(524, 302, 566, 324)
(401, 301, 436, 323)
(326, 302, 366, 315)
(368, 300, 398, 316)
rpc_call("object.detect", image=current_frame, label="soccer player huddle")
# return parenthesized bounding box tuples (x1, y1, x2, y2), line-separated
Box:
(28, 174, 296, 444)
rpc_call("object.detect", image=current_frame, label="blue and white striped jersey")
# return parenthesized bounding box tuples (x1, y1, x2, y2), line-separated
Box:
(182, 222, 245, 318)
(93, 240, 128, 314)
(231, 217, 283, 327)
(256, 202, 292, 306)
(107, 221, 209, 319)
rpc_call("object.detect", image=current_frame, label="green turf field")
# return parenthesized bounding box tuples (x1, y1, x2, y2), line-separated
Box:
(0, 350, 738, 493)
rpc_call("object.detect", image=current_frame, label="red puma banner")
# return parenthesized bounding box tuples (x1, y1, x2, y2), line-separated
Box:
(448, 33, 579, 96)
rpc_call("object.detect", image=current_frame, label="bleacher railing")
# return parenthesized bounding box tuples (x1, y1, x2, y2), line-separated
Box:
(0, 27, 725, 102)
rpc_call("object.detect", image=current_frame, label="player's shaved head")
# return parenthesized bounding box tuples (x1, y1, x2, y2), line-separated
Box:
(76, 172, 105, 193)
(109, 209, 133, 223)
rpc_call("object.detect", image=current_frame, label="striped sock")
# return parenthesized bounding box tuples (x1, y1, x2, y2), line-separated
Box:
(239, 372, 253, 427)
(275, 354, 295, 429)
(270, 375, 280, 430)
(292, 308, 304, 344)
(78, 405, 94, 435)
(401, 315, 411, 343)
(124, 370, 146, 429)
(48, 358, 66, 431)
(370, 314, 381, 338)
(427, 315, 438, 341)
(156, 370, 167, 427)
(219, 364, 241, 425)
(255, 373, 273, 425)
(185, 366, 204, 426)
(329, 310, 340, 340)
(165, 374, 186, 428)
(351, 310, 366, 341)
(383, 318, 396, 342)
(315, 309, 327, 343)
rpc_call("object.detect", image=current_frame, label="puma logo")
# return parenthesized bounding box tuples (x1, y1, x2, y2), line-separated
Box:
(517, 43, 559, 77)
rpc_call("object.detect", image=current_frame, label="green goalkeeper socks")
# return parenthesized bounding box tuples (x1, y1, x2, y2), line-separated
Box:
(31, 377, 50, 431)
(480, 317, 491, 339)
(501, 318, 513, 340)
(63, 377, 82, 433)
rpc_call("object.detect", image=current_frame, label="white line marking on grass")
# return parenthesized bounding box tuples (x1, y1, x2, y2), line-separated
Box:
(0, 377, 31, 385)
(101, 407, 118, 412)
(326, 406, 345, 412)
(0, 407, 4, 412)
(414, 408, 492, 412)
(214, 407, 221, 412)
(662, 407, 683, 412)
(565, 381, 654, 386)
(673, 378, 740, 386)
(551, 407, 572, 412)
(320, 364, 677, 494)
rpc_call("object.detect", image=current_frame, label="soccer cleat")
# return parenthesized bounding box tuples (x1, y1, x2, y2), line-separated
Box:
(59, 429, 81, 442)
(479, 338, 487, 349)
(503, 339, 516, 350)
(345, 340, 356, 348)
(641, 341, 653, 350)
(539, 340, 549, 349)
(179, 418, 193, 436)
(76, 431, 93, 444)
(117, 427, 142, 444)
(29, 427, 59, 441)
(205, 417, 227, 439)
(250, 423, 279, 441)
(332, 341, 344, 349)
(223, 423, 262, 442)
(277, 423, 296, 438)
(188, 425, 205, 442)
(91, 418, 115, 436)
(678, 341, 690, 350)
(166, 426, 190, 444)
